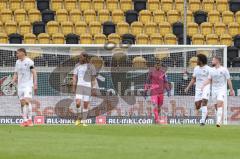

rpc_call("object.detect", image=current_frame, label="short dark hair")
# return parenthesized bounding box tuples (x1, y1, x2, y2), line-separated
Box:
(213, 56, 222, 62)
(17, 48, 26, 55)
(81, 52, 89, 63)
(197, 54, 207, 65)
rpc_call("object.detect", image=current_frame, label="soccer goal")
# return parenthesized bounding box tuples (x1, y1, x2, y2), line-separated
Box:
(0, 44, 228, 125)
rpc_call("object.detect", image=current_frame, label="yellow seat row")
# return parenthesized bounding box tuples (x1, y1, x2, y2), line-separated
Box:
(0, 0, 36, 11)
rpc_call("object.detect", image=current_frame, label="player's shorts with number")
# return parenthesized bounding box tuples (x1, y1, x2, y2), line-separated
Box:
(151, 94, 164, 106)
(75, 85, 91, 102)
(195, 85, 210, 102)
(212, 88, 225, 103)
(18, 86, 33, 100)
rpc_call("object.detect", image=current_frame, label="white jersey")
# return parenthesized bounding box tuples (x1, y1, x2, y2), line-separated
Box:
(193, 65, 212, 90)
(208, 66, 230, 91)
(14, 57, 34, 89)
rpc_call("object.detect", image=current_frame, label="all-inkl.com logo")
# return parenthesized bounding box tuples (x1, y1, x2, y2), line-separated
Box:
(0, 75, 17, 96)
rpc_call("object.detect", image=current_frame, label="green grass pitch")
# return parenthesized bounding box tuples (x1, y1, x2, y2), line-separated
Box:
(0, 125, 240, 159)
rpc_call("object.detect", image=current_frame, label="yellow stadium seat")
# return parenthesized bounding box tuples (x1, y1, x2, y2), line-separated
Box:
(120, 0, 132, 12)
(84, 10, 96, 24)
(206, 34, 219, 45)
(145, 22, 157, 36)
(189, 0, 201, 12)
(0, 0, 7, 10)
(38, 33, 50, 44)
(117, 22, 129, 36)
(47, 21, 59, 35)
(181, 10, 193, 23)
(159, 22, 171, 36)
(108, 33, 121, 44)
(175, 0, 184, 12)
(79, 0, 91, 12)
(236, 11, 240, 24)
(19, 21, 31, 35)
(187, 22, 199, 37)
(106, 0, 119, 12)
(220, 33, 232, 46)
(61, 21, 74, 35)
(189, 56, 198, 68)
(132, 56, 147, 68)
(131, 21, 143, 36)
(228, 22, 240, 37)
(155, 52, 169, 60)
(192, 34, 205, 45)
(94, 33, 106, 44)
(98, 9, 110, 24)
(5, 21, 17, 35)
(208, 10, 220, 24)
(75, 21, 87, 35)
(28, 9, 41, 23)
(167, 10, 180, 25)
(202, 0, 214, 13)
(136, 34, 149, 44)
(214, 22, 226, 36)
(148, 0, 159, 12)
(0, 22, 3, 33)
(65, 0, 77, 12)
(24, 33, 36, 44)
(222, 11, 234, 25)
(0, 32, 8, 43)
(164, 33, 177, 45)
(56, 9, 68, 23)
(139, 10, 152, 24)
(200, 22, 213, 36)
(51, 0, 62, 11)
(23, 0, 36, 11)
(112, 9, 125, 24)
(1, 9, 13, 23)
(69, 9, 82, 23)
(93, 0, 105, 11)
(216, 0, 228, 13)
(150, 33, 163, 44)
(9, 0, 21, 11)
(14, 9, 27, 23)
(80, 33, 92, 44)
(161, 0, 173, 13)
(153, 10, 165, 24)
(89, 21, 102, 35)
(52, 33, 65, 44)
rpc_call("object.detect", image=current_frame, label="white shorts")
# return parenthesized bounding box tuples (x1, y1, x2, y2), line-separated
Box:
(18, 87, 33, 100)
(212, 89, 226, 103)
(195, 86, 210, 102)
(75, 85, 91, 102)
(76, 94, 90, 102)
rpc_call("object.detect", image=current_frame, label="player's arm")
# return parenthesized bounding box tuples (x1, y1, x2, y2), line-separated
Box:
(72, 74, 77, 94)
(11, 72, 18, 84)
(31, 67, 38, 94)
(201, 79, 211, 91)
(144, 69, 152, 90)
(225, 68, 235, 96)
(91, 65, 97, 96)
(185, 77, 196, 93)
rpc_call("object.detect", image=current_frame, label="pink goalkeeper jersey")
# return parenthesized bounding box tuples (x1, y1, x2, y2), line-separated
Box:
(146, 67, 168, 95)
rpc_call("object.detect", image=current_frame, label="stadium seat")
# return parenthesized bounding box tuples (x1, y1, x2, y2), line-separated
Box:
(208, 10, 220, 24)
(220, 33, 233, 46)
(14, 9, 27, 23)
(51, 0, 62, 11)
(5, 21, 17, 35)
(65, 33, 79, 44)
(56, 9, 68, 23)
(136, 33, 148, 44)
(42, 9, 55, 23)
(130, 21, 143, 36)
(236, 11, 240, 24)
(122, 33, 135, 44)
(181, 10, 194, 23)
(200, 22, 213, 36)
(222, 11, 234, 25)
(94, 33, 107, 44)
(159, 22, 171, 36)
(132, 56, 147, 68)
(9, 0, 21, 11)
(214, 22, 226, 36)
(150, 33, 163, 44)
(112, 9, 125, 24)
(227, 46, 239, 60)
(228, 22, 240, 37)
(153, 10, 165, 24)
(28, 9, 41, 23)
(61, 21, 74, 35)
(194, 11, 207, 25)
(80, 33, 92, 44)
(52, 33, 65, 44)
(167, 10, 180, 25)
(1, 9, 13, 23)
(175, 0, 184, 12)
(89, 21, 102, 35)
(47, 21, 59, 35)
(234, 35, 240, 48)
(189, 56, 198, 68)
(148, 0, 159, 12)
(33, 21, 45, 36)
(125, 10, 139, 24)
(232, 57, 240, 67)
(120, 0, 132, 12)
(98, 9, 110, 24)
(24, 33, 36, 44)
(19, 21, 31, 35)
(107, 0, 119, 12)
(164, 33, 177, 44)
(0, 0, 7, 10)
(108, 33, 121, 44)
(202, 0, 214, 13)
(117, 22, 129, 36)
(37, 0, 50, 11)
(38, 33, 50, 44)
(187, 22, 199, 37)
(75, 21, 87, 35)
(134, 0, 146, 12)
(23, 0, 36, 11)
(229, 0, 240, 13)
(79, 0, 91, 12)
(172, 22, 183, 37)
(0, 22, 3, 33)
(161, 0, 173, 13)
(69, 9, 82, 23)
(145, 22, 157, 36)
(65, 0, 77, 12)
(34, 56, 46, 66)
(84, 10, 96, 24)
(0, 33, 8, 43)
(139, 10, 151, 24)
(216, 0, 228, 13)
(103, 21, 116, 36)
(206, 34, 219, 45)
(93, 0, 105, 12)
(178, 34, 191, 44)
(192, 34, 205, 45)
(189, 0, 201, 12)
(9, 33, 23, 44)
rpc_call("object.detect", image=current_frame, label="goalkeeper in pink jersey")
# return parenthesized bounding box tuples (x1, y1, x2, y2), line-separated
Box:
(145, 61, 170, 124)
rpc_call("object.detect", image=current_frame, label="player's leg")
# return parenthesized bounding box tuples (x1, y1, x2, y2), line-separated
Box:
(75, 97, 82, 126)
(151, 95, 160, 123)
(200, 87, 210, 125)
(20, 99, 28, 127)
(23, 87, 33, 126)
(82, 99, 90, 126)
(195, 101, 202, 116)
(216, 92, 225, 127)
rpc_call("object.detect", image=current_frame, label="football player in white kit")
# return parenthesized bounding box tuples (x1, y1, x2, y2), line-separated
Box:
(202, 56, 234, 127)
(11, 48, 38, 127)
(72, 52, 97, 126)
(185, 54, 212, 126)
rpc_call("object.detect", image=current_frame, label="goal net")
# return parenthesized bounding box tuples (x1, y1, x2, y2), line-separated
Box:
(0, 44, 228, 125)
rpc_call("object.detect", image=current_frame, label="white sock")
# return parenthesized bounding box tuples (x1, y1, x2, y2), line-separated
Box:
(22, 106, 28, 122)
(28, 103, 32, 120)
(201, 106, 208, 124)
(217, 107, 223, 125)
(82, 108, 88, 124)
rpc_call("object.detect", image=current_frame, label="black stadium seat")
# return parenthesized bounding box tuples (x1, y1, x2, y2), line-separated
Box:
(134, 0, 147, 12)
(42, 9, 55, 23)
(103, 21, 116, 36)
(33, 21, 46, 36)
(173, 22, 183, 37)
(194, 10, 207, 25)
(229, 0, 240, 13)
(66, 33, 79, 44)
(125, 10, 138, 24)
(178, 34, 191, 45)
(234, 35, 240, 48)
(9, 33, 23, 44)
(122, 33, 135, 44)
(37, 0, 50, 12)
